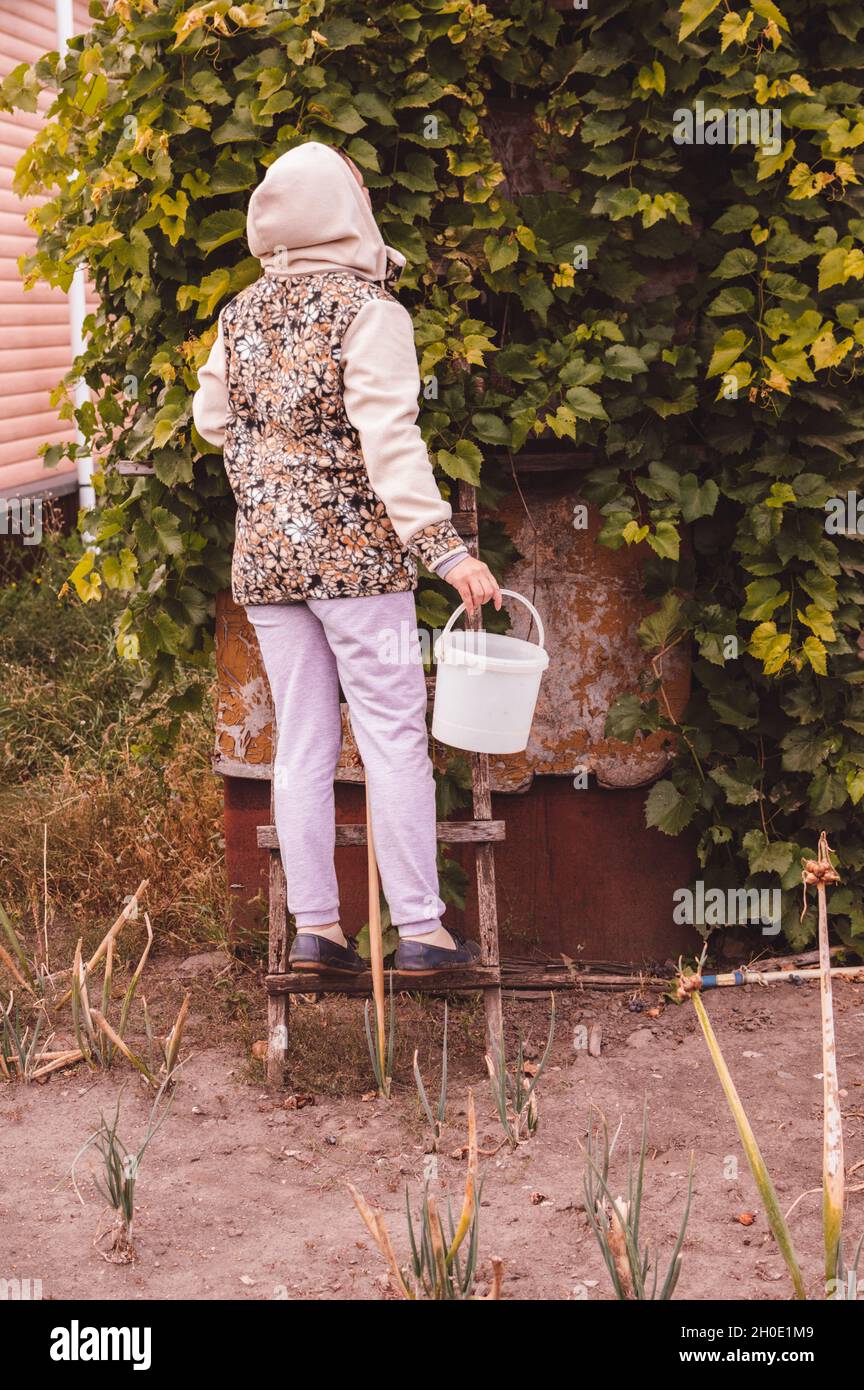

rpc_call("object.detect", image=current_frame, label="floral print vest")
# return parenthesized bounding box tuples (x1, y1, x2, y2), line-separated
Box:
(221, 269, 418, 605)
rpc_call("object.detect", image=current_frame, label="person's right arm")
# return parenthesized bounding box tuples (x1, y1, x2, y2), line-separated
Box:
(192, 315, 228, 448)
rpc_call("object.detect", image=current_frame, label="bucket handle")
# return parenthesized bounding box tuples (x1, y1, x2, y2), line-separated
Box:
(439, 588, 546, 651)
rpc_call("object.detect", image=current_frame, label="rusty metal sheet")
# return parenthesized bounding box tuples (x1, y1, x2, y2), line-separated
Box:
(489, 478, 690, 790)
(213, 483, 690, 793)
(213, 590, 273, 779)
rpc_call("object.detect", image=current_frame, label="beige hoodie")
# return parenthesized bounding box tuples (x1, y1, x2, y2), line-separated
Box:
(192, 141, 466, 580)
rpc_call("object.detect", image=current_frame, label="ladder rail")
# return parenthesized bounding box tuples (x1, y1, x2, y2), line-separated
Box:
(456, 479, 504, 1057)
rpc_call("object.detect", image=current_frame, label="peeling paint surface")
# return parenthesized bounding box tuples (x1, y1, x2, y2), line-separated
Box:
(489, 479, 690, 790)
(213, 593, 275, 777)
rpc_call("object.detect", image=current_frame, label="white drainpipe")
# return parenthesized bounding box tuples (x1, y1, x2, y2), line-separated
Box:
(55, 0, 95, 512)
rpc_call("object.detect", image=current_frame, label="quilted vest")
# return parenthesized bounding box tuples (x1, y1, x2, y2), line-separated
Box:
(220, 270, 417, 605)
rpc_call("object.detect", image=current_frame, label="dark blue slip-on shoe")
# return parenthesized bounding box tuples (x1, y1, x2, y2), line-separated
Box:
(289, 932, 366, 975)
(394, 930, 481, 974)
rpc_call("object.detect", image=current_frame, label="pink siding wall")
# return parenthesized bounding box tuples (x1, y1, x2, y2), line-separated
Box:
(0, 0, 91, 496)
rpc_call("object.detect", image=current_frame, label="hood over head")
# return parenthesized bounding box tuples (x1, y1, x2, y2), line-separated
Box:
(246, 140, 405, 284)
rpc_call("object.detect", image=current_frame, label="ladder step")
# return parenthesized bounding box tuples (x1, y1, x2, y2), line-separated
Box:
(450, 509, 479, 538)
(257, 820, 505, 850)
(266, 965, 501, 995)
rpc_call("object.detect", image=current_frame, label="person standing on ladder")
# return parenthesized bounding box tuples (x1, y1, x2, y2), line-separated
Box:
(193, 140, 501, 976)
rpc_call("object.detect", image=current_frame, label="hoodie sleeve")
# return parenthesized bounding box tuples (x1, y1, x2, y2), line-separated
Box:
(192, 315, 229, 448)
(341, 298, 467, 574)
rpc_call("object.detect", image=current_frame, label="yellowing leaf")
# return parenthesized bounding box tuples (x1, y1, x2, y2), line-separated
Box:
(788, 74, 813, 95)
(515, 225, 537, 253)
(623, 520, 650, 545)
(719, 10, 753, 50)
(547, 404, 577, 440)
(227, 4, 269, 27)
(678, 0, 723, 42)
(635, 61, 666, 95)
(103, 548, 138, 591)
(811, 329, 853, 371)
(797, 604, 836, 642)
(77, 72, 107, 116)
(154, 190, 189, 246)
(749, 622, 790, 674)
(765, 368, 791, 394)
(462, 332, 497, 365)
(647, 520, 680, 561)
(708, 328, 751, 379)
(116, 630, 140, 661)
(765, 482, 796, 508)
(818, 247, 864, 291)
(825, 118, 864, 153)
(788, 163, 833, 200)
(756, 139, 795, 180)
(172, 6, 208, 48)
(68, 551, 102, 603)
(802, 635, 827, 676)
(713, 359, 752, 398)
(752, 0, 789, 30)
(846, 768, 864, 805)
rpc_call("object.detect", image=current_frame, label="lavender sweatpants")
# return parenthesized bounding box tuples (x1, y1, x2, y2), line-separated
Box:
(246, 592, 445, 938)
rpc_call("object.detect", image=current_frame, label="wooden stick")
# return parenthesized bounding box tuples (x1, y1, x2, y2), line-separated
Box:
(808, 834, 844, 1287)
(257, 820, 505, 847)
(10, 1049, 81, 1061)
(42, 822, 50, 974)
(746, 946, 844, 972)
(267, 775, 289, 1087)
(365, 773, 387, 1092)
(31, 1050, 84, 1079)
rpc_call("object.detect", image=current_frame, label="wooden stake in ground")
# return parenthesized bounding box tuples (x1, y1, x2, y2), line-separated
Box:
(802, 832, 844, 1289)
(266, 777, 289, 1088)
(365, 772, 387, 1095)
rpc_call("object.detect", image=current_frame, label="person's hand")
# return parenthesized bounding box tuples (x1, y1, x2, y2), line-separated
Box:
(444, 556, 502, 617)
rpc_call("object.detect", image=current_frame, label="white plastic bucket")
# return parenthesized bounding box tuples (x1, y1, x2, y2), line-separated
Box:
(432, 589, 550, 755)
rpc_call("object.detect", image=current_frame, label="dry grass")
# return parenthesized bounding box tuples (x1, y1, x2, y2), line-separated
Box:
(0, 754, 227, 963)
(0, 533, 228, 969)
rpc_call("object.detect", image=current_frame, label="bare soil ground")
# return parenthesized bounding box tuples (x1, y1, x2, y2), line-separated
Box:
(2, 960, 863, 1302)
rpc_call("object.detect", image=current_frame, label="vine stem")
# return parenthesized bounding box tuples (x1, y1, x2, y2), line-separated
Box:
(650, 632, 705, 782)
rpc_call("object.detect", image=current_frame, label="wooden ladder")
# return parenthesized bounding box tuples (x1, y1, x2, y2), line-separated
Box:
(261, 481, 504, 1085)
